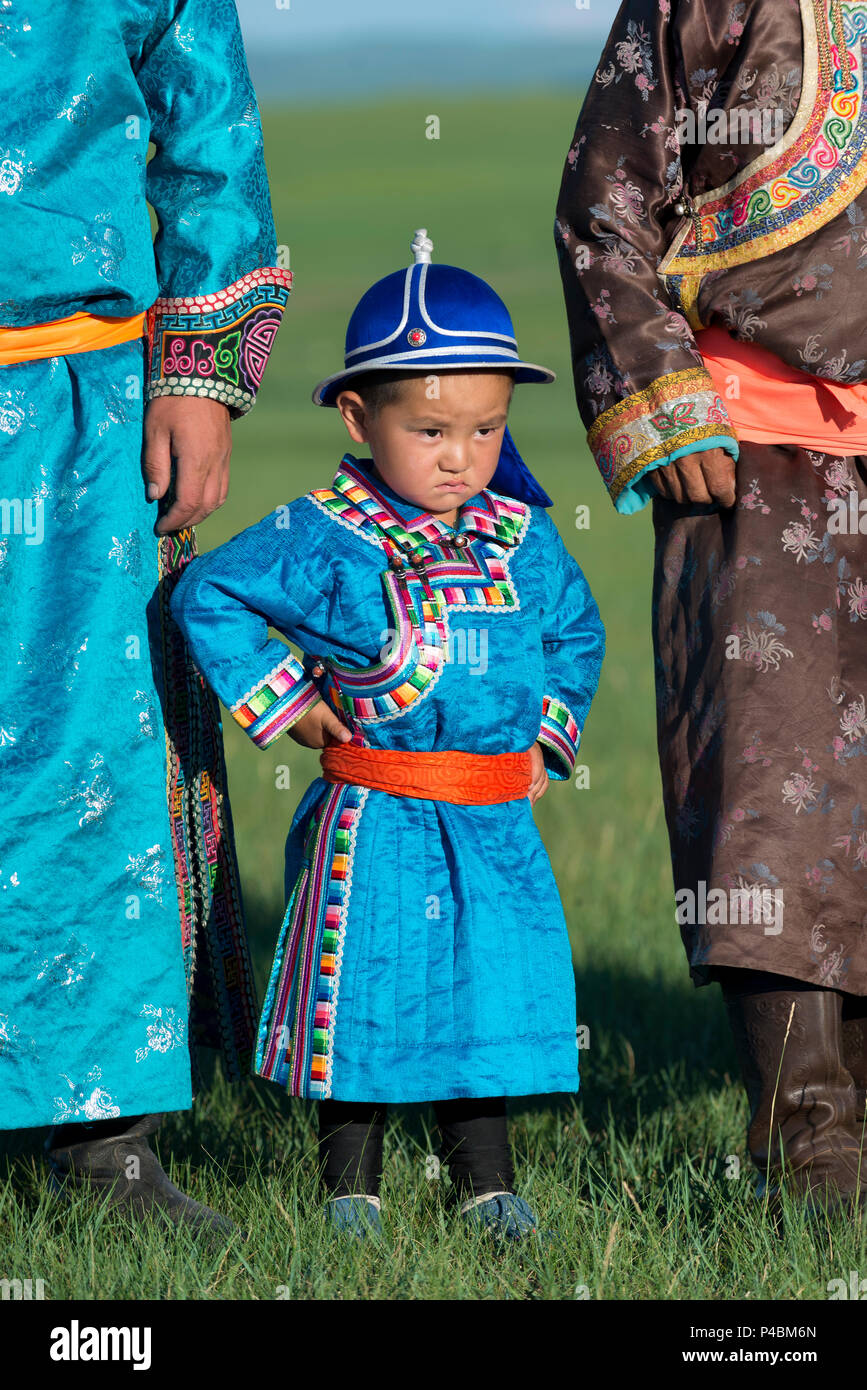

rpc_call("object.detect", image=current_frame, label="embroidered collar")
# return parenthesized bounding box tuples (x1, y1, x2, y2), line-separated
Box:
(348, 454, 481, 531)
(659, 0, 867, 328)
(309, 453, 529, 552)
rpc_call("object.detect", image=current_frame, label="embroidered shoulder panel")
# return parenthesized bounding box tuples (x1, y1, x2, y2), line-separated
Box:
(660, 0, 867, 310)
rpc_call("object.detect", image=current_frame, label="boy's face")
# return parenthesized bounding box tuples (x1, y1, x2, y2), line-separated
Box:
(335, 372, 513, 526)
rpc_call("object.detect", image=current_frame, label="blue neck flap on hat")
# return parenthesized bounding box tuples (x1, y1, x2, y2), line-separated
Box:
(490, 427, 553, 508)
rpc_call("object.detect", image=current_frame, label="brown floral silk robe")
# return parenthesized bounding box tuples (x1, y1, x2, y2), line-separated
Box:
(557, 0, 867, 992)
(556, 0, 867, 515)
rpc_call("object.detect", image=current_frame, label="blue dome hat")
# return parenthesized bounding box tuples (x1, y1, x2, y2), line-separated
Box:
(312, 229, 555, 507)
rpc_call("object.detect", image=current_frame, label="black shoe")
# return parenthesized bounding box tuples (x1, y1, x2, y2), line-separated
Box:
(45, 1112, 236, 1238)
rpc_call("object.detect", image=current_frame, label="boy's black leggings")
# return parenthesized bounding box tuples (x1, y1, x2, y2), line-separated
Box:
(318, 1096, 515, 1201)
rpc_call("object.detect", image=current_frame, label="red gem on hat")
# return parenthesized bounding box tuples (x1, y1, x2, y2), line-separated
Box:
(407, 328, 427, 346)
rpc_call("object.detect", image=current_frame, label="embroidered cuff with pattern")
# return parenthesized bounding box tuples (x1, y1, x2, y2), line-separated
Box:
(230, 654, 321, 749)
(146, 266, 292, 419)
(538, 695, 581, 780)
(587, 367, 738, 512)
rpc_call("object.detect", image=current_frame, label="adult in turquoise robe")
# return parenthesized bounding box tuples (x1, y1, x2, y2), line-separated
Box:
(0, 0, 288, 1139)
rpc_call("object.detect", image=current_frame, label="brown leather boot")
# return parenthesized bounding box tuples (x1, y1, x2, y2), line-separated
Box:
(842, 997, 867, 1123)
(720, 969, 867, 1213)
(45, 1112, 236, 1238)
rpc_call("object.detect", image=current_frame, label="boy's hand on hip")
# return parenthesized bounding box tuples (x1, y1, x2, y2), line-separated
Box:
(144, 397, 233, 535)
(649, 448, 736, 507)
(289, 701, 353, 749)
(529, 742, 549, 805)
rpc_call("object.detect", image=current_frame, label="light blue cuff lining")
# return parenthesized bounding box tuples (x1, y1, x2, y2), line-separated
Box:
(613, 434, 740, 516)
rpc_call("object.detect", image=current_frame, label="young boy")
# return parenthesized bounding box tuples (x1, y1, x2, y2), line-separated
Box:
(170, 230, 605, 1239)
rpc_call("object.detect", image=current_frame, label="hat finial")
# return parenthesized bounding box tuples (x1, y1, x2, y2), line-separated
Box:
(411, 228, 433, 264)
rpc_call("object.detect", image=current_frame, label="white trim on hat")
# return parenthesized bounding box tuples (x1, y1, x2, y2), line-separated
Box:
(344, 266, 415, 360)
(356, 344, 523, 363)
(312, 354, 555, 404)
(416, 263, 517, 344)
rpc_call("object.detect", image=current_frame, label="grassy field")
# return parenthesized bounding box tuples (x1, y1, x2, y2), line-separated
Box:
(2, 93, 866, 1302)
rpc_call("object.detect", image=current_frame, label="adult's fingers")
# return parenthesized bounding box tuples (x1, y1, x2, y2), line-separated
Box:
(702, 450, 737, 507)
(649, 466, 672, 499)
(653, 450, 737, 507)
(675, 458, 713, 505)
(155, 452, 229, 534)
(142, 419, 172, 503)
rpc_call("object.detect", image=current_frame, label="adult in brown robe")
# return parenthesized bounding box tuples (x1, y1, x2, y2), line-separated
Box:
(556, 0, 867, 1209)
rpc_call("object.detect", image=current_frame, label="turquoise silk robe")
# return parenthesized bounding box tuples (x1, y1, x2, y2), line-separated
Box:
(171, 455, 606, 1103)
(1, 0, 286, 1129)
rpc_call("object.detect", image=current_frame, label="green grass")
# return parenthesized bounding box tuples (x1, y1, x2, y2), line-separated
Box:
(2, 93, 865, 1299)
(3, 1075, 865, 1300)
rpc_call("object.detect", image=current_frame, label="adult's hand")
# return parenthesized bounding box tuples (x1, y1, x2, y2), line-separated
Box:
(649, 447, 737, 507)
(144, 396, 233, 535)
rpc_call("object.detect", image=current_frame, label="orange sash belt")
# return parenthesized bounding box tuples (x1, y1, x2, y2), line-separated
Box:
(320, 744, 533, 805)
(0, 311, 147, 366)
(696, 324, 867, 454)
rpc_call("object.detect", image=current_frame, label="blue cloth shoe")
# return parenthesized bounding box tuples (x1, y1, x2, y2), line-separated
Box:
(324, 1193, 383, 1239)
(460, 1191, 540, 1240)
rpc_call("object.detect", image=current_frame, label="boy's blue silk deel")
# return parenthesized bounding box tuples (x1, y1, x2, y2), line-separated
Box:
(171, 455, 606, 1102)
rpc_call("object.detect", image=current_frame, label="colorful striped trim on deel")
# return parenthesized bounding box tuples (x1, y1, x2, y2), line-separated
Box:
(230, 654, 321, 748)
(538, 694, 581, 776)
(255, 782, 368, 1097)
(310, 454, 529, 554)
(659, 0, 867, 286)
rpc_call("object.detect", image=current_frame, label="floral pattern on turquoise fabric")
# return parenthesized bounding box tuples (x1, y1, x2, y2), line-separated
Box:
(34, 935, 95, 990)
(52, 1066, 121, 1123)
(0, 1013, 39, 1062)
(135, 1004, 187, 1064)
(146, 266, 292, 417)
(3, 0, 281, 328)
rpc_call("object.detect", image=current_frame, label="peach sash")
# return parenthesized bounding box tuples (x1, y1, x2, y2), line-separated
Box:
(320, 743, 533, 805)
(696, 324, 867, 453)
(0, 311, 147, 365)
